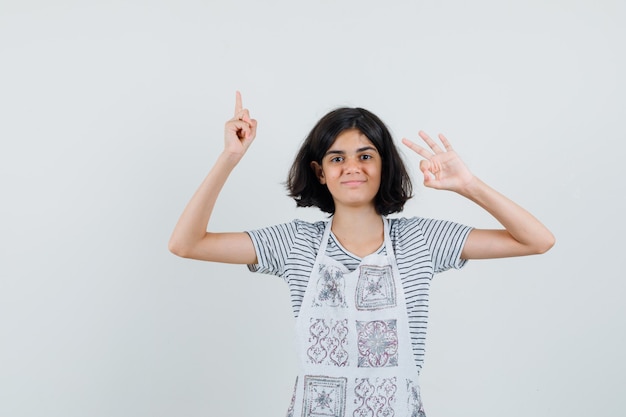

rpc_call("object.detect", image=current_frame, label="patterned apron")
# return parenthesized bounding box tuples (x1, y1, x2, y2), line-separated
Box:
(286, 217, 426, 417)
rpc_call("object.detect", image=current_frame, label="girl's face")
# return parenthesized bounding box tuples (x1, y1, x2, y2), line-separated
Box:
(311, 128, 382, 212)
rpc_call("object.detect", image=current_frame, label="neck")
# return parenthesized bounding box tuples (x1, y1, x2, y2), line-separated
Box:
(330, 205, 384, 257)
(332, 205, 381, 231)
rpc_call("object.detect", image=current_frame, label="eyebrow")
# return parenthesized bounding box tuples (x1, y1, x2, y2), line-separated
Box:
(324, 146, 378, 156)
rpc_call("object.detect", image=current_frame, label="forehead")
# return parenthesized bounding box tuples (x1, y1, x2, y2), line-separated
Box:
(327, 129, 377, 151)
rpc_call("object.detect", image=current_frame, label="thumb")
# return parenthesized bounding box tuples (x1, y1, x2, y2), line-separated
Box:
(420, 160, 433, 184)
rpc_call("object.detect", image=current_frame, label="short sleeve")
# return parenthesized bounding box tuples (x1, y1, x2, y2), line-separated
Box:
(413, 217, 473, 272)
(245, 221, 301, 277)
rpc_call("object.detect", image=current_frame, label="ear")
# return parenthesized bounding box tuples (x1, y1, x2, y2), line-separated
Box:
(310, 161, 326, 184)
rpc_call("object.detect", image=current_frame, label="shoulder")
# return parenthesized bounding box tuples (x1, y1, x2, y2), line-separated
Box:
(292, 218, 327, 237)
(389, 216, 470, 236)
(388, 216, 426, 239)
(245, 219, 327, 275)
(388, 216, 472, 272)
(388, 216, 472, 250)
(246, 218, 327, 247)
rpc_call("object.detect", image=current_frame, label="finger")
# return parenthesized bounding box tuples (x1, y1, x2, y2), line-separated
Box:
(239, 109, 251, 123)
(239, 124, 252, 139)
(402, 137, 433, 160)
(231, 109, 251, 123)
(240, 120, 257, 141)
(438, 133, 453, 151)
(420, 160, 435, 185)
(234, 91, 243, 116)
(227, 119, 252, 136)
(249, 118, 258, 138)
(418, 130, 444, 154)
(226, 119, 252, 129)
(242, 121, 258, 145)
(238, 120, 258, 144)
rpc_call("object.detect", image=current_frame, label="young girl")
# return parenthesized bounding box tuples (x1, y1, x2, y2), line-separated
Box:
(169, 92, 555, 417)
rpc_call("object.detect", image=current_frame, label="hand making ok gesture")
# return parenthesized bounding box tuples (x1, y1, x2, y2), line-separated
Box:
(402, 131, 475, 195)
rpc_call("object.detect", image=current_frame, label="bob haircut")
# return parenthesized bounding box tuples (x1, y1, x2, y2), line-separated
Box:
(287, 107, 413, 215)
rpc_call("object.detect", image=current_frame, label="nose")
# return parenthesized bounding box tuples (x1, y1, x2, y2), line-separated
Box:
(344, 156, 361, 173)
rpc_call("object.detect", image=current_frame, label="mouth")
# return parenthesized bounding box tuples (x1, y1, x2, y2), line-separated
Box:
(341, 180, 366, 186)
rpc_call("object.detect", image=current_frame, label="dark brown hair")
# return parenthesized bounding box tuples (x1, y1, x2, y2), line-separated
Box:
(287, 107, 412, 215)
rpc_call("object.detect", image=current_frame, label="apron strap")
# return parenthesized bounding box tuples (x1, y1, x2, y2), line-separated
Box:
(314, 218, 333, 266)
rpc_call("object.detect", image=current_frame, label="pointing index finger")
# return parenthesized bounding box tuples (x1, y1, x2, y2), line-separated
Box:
(234, 91, 243, 116)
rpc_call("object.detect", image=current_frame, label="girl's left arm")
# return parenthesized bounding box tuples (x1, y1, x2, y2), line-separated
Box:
(402, 131, 555, 260)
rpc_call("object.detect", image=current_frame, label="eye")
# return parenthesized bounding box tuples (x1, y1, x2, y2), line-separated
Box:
(360, 154, 373, 160)
(330, 156, 344, 163)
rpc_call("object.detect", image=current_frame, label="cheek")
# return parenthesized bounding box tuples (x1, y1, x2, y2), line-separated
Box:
(373, 165, 383, 182)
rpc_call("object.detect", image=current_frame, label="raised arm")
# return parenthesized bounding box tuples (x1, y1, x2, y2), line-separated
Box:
(168, 92, 259, 263)
(402, 131, 555, 260)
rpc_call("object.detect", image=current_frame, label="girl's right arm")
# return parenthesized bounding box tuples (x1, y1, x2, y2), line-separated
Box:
(168, 92, 259, 264)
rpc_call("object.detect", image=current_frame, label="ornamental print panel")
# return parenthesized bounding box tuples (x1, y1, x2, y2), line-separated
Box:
(356, 320, 398, 368)
(302, 375, 347, 417)
(307, 318, 349, 367)
(355, 264, 397, 311)
(353, 377, 397, 417)
(312, 264, 348, 308)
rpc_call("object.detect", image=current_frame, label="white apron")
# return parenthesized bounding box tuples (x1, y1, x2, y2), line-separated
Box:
(286, 217, 426, 417)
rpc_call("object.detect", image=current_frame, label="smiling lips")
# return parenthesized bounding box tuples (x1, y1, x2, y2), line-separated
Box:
(341, 180, 366, 186)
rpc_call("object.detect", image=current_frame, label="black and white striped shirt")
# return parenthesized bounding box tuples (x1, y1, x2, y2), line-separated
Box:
(246, 216, 472, 370)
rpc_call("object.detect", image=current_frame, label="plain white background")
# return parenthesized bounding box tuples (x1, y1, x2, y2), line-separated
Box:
(1, 1, 624, 416)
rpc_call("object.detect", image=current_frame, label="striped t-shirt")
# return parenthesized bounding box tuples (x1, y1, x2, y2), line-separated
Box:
(246, 216, 472, 370)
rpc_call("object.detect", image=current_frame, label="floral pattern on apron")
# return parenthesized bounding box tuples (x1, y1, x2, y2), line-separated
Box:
(307, 318, 350, 367)
(289, 217, 427, 417)
(312, 265, 348, 308)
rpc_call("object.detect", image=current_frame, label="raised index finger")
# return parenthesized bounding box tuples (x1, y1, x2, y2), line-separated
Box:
(234, 91, 243, 116)
(401, 137, 432, 160)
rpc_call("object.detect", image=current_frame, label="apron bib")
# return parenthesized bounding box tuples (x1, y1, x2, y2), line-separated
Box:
(286, 217, 426, 417)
